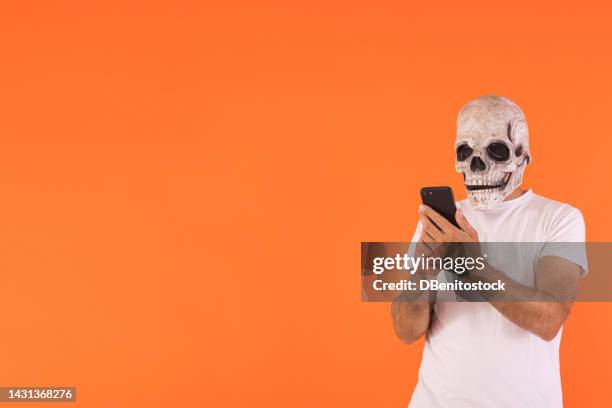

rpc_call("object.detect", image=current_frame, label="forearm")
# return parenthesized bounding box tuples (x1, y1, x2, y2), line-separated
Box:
(391, 272, 436, 344)
(493, 300, 570, 341)
(465, 264, 571, 341)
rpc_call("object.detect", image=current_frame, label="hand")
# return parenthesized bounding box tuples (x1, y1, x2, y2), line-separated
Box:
(417, 206, 482, 275)
(418, 205, 479, 243)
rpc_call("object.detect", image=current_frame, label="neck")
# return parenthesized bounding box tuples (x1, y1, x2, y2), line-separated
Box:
(504, 187, 527, 201)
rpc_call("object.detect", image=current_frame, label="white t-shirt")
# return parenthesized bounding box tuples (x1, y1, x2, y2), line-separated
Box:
(408, 189, 587, 408)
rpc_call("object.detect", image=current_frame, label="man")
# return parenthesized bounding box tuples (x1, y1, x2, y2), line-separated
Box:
(392, 95, 587, 407)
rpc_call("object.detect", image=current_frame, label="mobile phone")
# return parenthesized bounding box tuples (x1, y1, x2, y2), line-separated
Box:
(420, 186, 459, 228)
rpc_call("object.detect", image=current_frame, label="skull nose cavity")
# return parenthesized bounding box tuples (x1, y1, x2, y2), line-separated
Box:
(470, 156, 486, 172)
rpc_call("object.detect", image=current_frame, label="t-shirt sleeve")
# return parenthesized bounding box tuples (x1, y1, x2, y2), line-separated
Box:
(540, 206, 588, 276)
(406, 221, 423, 257)
(410, 221, 423, 242)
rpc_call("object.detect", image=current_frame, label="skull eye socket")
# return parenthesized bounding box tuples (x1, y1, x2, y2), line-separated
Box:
(486, 142, 510, 162)
(456, 144, 473, 162)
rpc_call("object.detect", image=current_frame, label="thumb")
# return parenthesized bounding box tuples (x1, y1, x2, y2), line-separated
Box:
(456, 209, 478, 239)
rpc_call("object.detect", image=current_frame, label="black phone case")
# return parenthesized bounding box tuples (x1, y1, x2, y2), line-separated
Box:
(420, 186, 459, 228)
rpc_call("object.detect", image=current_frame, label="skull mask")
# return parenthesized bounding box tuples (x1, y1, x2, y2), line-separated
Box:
(455, 95, 531, 209)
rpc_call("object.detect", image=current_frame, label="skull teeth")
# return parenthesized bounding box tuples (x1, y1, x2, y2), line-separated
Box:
(465, 173, 511, 191)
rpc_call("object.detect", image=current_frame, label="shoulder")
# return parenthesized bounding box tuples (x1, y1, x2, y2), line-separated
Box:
(531, 193, 585, 241)
(530, 193, 584, 221)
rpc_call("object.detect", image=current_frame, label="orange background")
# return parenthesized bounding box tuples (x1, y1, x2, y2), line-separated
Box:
(0, 1, 611, 407)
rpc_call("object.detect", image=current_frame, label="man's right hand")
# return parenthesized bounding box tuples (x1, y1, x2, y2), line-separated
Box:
(412, 238, 446, 279)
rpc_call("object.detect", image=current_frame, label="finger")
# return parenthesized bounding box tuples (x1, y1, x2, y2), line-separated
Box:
(416, 238, 435, 256)
(420, 204, 454, 233)
(419, 212, 443, 241)
(422, 230, 437, 243)
(419, 228, 434, 242)
(455, 209, 479, 240)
